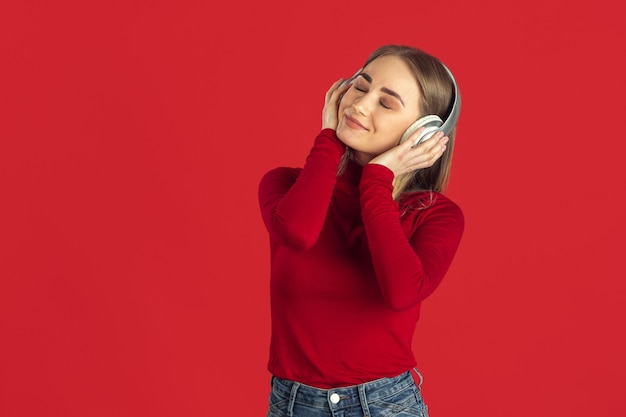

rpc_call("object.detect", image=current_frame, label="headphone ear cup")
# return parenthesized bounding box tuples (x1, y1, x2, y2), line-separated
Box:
(399, 115, 444, 146)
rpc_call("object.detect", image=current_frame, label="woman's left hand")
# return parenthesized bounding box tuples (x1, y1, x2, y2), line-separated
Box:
(368, 128, 449, 176)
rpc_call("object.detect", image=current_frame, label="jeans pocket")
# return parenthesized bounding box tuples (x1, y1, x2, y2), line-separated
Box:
(368, 385, 428, 417)
(267, 387, 290, 417)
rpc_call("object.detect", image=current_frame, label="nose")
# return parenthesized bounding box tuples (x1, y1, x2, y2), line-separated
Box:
(352, 92, 375, 116)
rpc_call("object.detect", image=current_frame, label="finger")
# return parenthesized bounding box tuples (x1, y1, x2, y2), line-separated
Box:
(426, 135, 447, 158)
(325, 78, 346, 102)
(327, 82, 352, 104)
(401, 127, 426, 149)
(406, 135, 448, 168)
(413, 131, 446, 151)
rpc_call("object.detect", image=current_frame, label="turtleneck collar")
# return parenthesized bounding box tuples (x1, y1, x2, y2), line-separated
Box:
(340, 158, 364, 183)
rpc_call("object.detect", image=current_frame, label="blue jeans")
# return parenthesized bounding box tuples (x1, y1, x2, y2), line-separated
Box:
(267, 369, 429, 417)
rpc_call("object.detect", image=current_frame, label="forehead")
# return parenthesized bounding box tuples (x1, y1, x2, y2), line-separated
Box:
(364, 55, 416, 81)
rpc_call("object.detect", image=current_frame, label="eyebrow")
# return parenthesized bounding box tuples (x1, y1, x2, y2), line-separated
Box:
(358, 73, 405, 107)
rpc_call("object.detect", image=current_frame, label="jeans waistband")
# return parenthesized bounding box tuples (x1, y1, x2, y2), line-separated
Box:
(271, 369, 423, 414)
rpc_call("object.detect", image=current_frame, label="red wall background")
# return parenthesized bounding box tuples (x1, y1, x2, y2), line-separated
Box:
(1, 1, 625, 416)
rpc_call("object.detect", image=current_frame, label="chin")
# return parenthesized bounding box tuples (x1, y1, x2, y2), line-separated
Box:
(335, 126, 347, 142)
(335, 129, 357, 150)
(336, 123, 363, 148)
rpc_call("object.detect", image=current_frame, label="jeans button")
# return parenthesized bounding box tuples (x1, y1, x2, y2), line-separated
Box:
(329, 393, 340, 404)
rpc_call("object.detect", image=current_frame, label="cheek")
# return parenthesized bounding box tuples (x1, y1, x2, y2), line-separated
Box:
(337, 100, 346, 116)
(338, 91, 352, 114)
(379, 116, 412, 140)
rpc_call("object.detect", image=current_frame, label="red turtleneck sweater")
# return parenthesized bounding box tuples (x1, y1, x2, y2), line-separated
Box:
(258, 129, 464, 388)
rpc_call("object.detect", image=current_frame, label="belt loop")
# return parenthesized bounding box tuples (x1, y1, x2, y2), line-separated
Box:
(357, 383, 371, 417)
(287, 382, 300, 416)
(413, 368, 424, 390)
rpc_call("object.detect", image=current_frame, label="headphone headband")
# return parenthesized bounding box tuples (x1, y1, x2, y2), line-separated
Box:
(440, 63, 461, 136)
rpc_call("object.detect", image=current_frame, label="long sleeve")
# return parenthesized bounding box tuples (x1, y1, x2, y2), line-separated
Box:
(258, 129, 346, 251)
(359, 164, 464, 311)
(263, 150, 464, 386)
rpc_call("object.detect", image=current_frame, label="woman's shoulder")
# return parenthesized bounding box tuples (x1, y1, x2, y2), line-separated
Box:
(399, 191, 464, 238)
(400, 190, 463, 219)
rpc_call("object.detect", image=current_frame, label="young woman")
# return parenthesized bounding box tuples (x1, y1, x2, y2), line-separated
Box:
(259, 44, 464, 417)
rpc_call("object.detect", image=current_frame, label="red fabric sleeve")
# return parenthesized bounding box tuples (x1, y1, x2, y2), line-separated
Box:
(258, 129, 346, 251)
(359, 164, 465, 311)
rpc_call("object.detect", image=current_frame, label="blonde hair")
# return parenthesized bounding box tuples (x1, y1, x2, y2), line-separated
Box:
(339, 45, 458, 200)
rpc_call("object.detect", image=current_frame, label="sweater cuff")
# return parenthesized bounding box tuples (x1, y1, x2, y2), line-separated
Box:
(317, 129, 347, 155)
(360, 164, 395, 193)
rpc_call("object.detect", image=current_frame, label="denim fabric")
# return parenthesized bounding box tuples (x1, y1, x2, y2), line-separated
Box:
(267, 370, 429, 417)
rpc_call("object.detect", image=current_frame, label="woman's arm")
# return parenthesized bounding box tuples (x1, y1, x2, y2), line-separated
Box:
(359, 164, 464, 311)
(258, 129, 345, 251)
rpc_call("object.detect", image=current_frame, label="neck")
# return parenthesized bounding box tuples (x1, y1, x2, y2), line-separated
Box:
(350, 149, 374, 166)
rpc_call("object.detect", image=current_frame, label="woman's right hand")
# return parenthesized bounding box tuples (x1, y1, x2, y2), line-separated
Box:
(322, 78, 352, 131)
(368, 128, 449, 177)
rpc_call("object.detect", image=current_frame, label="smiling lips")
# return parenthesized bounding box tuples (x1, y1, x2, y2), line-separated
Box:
(345, 115, 368, 131)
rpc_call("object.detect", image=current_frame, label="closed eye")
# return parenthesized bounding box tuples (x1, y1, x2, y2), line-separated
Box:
(354, 87, 392, 109)
(354, 77, 395, 110)
(357, 72, 405, 108)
